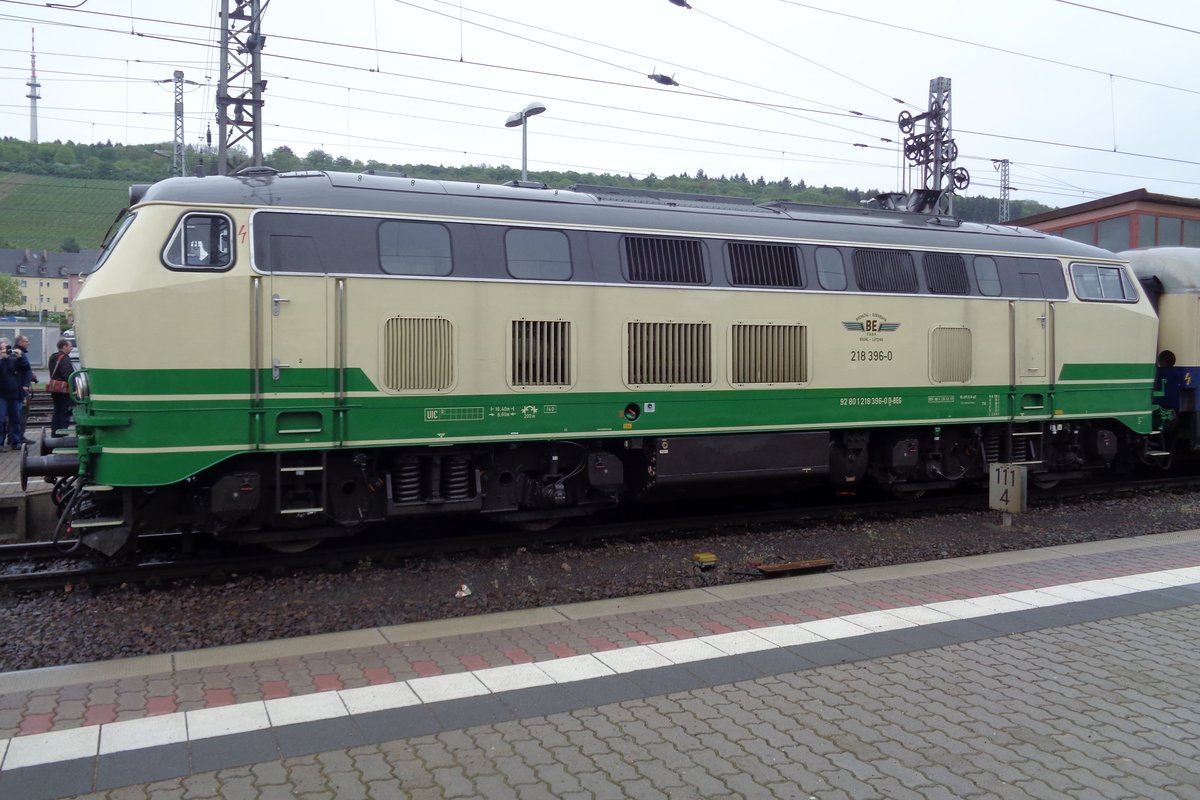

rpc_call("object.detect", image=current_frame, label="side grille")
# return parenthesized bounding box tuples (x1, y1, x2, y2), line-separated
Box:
(731, 324, 807, 384)
(853, 249, 918, 293)
(924, 253, 970, 295)
(727, 242, 804, 288)
(382, 316, 454, 391)
(625, 237, 707, 284)
(512, 320, 572, 387)
(930, 326, 972, 383)
(627, 321, 712, 385)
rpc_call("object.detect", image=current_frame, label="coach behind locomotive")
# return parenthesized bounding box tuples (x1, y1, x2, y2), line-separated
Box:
(29, 169, 1163, 556)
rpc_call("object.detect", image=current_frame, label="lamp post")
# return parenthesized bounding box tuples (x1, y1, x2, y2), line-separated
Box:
(504, 101, 546, 182)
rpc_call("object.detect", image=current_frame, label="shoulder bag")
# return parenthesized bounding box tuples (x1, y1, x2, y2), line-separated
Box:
(47, 354, 69, 394)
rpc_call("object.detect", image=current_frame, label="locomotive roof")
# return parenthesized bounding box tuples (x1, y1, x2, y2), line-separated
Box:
(1123, 247, 1200, 293)
(135, 169, 1116, 261)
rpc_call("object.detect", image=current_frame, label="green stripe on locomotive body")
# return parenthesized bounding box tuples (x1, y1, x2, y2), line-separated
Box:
(75, 365, 1156, 486)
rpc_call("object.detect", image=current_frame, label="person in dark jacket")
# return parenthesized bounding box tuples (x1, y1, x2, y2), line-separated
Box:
(0, 338, 30, 450)
(48, 338, 74, 436)
(14, 334, 35, 444)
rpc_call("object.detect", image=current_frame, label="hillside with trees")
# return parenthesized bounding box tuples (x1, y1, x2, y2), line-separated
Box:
(0, 136, 1054, 251)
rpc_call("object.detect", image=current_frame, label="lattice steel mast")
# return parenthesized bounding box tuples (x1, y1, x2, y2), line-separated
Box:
(993, 158, 1012, 222)
(898, 77, 969, 215)
(216, 0, 267, 175)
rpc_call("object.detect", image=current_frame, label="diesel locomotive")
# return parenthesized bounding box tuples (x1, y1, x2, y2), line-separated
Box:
(28, 168, 1168, 556)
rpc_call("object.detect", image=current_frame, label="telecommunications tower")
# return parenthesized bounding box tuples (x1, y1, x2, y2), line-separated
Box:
(26, 28, 40, 144)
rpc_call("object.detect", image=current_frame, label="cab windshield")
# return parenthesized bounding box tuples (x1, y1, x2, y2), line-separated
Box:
(91, 209, 136, 273)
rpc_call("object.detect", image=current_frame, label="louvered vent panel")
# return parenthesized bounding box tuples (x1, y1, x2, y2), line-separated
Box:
(924, 253, 970, 295)
(728, 243, 803, 287)
(512, 320, 572, 387)
(931, 326, 972, 383)
(627, 322, 712, 385)
(732, 324, 807, 384)
(383, 317, 454, 391)
(625, 237, 707, 284)
(853, 249, 918, 293)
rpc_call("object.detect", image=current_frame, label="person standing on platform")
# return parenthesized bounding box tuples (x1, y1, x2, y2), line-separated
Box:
(14, 334, 35, 444)
(0, 338, 30, 450)
(48, 338, 74, 436)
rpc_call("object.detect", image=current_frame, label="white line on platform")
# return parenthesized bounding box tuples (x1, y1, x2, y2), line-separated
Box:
(2, 565, 1199, 772)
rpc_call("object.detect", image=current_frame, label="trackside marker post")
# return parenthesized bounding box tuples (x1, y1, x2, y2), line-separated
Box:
(989, 463, 1027, 527)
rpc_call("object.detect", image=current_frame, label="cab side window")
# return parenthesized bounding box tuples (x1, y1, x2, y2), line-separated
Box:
(1070, 263, 1138, 302)
(163, 214, 233, 269)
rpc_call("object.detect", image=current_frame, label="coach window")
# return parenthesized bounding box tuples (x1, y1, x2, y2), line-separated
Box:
(505, 229, 572, 280)
(1070, 263, 1138, 302)
(815, 247, 847, 290)
(973, 256, 1001, 296)
(163, 214, 232, 269)
(379, 220, 452, 275)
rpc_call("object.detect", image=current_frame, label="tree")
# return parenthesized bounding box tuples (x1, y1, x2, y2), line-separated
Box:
(60, 237, 80, 253)
(267, 146, 301, 172)
(0, 275, 21, 313)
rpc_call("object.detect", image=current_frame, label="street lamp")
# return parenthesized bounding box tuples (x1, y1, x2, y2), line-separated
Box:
(504, 101, 546, 182)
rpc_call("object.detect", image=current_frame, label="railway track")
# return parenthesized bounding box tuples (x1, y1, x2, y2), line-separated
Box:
(2, 473, 1198, 595)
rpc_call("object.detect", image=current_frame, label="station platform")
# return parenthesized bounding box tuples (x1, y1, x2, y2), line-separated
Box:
(2, 528, 1200, 799)
(0, 375, 59, 539)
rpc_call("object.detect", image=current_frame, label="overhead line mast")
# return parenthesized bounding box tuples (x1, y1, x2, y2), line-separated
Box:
(216, 0, 267, 175)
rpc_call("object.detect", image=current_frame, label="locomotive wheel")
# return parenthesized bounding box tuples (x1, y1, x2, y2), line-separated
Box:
(512, 518, 562, 532)
(1031, 475, 1060, 490)
(262, 538, 325, 553)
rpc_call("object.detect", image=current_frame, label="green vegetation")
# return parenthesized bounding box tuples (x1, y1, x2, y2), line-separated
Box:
(0, 136, 1053, 250)
(0, 274, 21, 312)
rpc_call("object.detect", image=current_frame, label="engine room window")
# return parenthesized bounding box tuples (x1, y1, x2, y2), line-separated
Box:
(923, 253, 969, 295)
(973, 256, 1001, 296)
(505, 229, 572, 280)
(727, 242, 804, 288)
(163, 214, 232, 270)
(379, 221, 452, 276)
(1070, 263, 1138, 303)
(852, 249, 917, 293)
(815, 247, 846, 290)
(624, 237, 707, 284)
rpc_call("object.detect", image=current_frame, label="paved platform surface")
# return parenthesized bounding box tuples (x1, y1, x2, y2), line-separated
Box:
(2, 529, 1200, 798)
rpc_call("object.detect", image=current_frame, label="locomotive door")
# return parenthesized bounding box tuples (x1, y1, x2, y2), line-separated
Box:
(1013, 300, 1048, 383)
(267, 273, 330, 391)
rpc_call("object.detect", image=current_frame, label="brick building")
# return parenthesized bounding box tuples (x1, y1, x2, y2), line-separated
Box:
(1009, 189, 1200, 252)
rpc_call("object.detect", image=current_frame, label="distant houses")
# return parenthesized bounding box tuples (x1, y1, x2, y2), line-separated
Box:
(0, 248, 97, 317)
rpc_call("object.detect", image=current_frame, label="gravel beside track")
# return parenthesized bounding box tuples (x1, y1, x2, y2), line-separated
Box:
(2, 490, 1199, 672)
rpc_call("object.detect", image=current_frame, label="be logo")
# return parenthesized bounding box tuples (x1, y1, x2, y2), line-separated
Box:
(863, 319, 881, 332)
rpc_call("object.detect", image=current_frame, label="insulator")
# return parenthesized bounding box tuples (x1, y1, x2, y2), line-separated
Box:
(391, 456, 421, 503)
(441, 456, 472, 501)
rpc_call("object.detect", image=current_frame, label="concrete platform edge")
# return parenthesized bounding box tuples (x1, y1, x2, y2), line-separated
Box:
(3, 526, 1198, 690)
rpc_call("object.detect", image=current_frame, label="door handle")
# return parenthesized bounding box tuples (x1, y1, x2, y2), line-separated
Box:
(272, 294, 290, 316)
(272, 356, 289, 381)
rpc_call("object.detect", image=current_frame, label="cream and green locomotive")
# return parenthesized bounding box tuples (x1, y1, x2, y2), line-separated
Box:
(33, 169, 1161, 555)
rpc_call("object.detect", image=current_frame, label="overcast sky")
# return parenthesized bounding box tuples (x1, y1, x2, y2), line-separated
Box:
(1, 0, 1197, 208)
